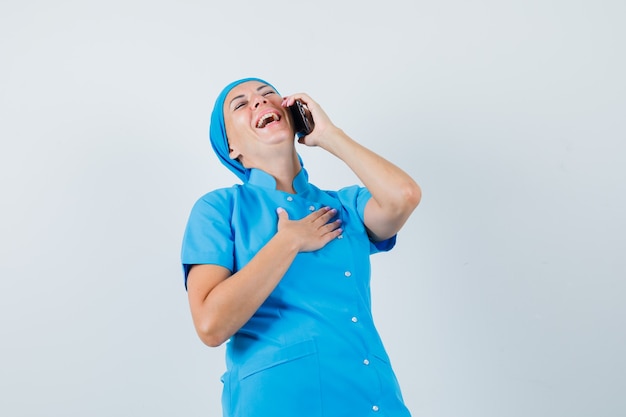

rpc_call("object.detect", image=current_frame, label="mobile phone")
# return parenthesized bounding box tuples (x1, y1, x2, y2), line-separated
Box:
(289, 100, 315, 137)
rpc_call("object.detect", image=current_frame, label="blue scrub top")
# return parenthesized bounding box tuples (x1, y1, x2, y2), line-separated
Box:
(181, 168, 411, 417)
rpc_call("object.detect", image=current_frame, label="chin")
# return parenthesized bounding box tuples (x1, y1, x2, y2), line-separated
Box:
(261, 130, 295, 145)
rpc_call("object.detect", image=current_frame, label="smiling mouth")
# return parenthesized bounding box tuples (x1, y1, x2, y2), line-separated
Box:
(256, 112, 281, 128)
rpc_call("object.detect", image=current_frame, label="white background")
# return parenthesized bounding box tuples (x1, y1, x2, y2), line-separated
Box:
(1, 1, 624, 416)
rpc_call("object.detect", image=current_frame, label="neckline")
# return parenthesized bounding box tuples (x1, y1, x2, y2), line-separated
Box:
(247, 167, 310, 194)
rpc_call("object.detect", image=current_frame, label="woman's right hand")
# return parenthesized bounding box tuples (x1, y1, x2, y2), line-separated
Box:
(276, 206, 343, 252)
(188, 208, 342, 347)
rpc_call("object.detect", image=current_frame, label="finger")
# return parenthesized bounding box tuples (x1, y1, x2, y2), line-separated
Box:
(281, 93, 313, 108)
(281, 96, 300, 107)
(318, 207, 338, 224)
(305, 206, 330, 220)
(321, 225, 344, 242)
(320, 219, 342, 234)
(310, 207, 335, 224)
(276, 207, 289, 222)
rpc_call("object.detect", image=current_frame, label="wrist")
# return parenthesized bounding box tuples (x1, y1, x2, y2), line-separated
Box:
(317, 127, 349, 152)
(318, 128, 354, 157)
(273, 228, 302, 255)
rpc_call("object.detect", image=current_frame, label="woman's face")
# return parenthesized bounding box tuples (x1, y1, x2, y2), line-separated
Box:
(223, 81, 295, 167)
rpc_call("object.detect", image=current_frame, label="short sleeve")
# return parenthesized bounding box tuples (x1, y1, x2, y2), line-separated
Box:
(337, 185, 397, 254)
(181, 189, 235, 288)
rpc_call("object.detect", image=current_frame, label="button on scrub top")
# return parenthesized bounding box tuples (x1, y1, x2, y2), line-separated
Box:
(181, 168, 411, 417)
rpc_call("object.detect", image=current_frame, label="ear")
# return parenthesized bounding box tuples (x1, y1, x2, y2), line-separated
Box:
(228, 146, 241, 160)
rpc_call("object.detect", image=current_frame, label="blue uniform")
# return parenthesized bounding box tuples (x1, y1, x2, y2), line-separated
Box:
(181, 168, 411, 417)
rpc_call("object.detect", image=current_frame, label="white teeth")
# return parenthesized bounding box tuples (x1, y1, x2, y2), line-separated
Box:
(256, 112, 280, 128)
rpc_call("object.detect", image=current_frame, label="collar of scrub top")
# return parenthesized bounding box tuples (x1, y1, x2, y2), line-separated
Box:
(247, 167, 310, 194)
(209, 77, 305, 182)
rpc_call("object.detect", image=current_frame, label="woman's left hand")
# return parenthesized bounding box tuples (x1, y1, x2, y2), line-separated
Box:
(284, 92, 421, 242)
(281, 93, 339, 148)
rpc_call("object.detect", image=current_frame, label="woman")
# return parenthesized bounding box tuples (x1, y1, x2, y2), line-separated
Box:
(181, 77, 421, 417)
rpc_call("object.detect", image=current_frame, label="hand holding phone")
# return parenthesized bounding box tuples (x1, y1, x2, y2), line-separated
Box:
(289, 100, 315, 138)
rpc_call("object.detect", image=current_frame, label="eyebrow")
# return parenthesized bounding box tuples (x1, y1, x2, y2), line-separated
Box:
(228, 84, 272, 108)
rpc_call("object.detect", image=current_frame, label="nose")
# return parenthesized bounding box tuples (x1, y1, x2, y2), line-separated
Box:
(252, 94, 267, 109)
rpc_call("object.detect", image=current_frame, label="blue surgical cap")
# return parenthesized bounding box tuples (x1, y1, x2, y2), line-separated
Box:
(209, 77, 278, 182)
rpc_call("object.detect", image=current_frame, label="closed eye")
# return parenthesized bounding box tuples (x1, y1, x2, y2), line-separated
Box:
(258, 84, 276, 97)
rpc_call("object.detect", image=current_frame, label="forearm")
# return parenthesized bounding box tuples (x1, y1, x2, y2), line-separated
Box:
(189, 206, 340, 347)
(196, 231, 299, 346)
(282, 93, 421, 217)
(320, 128, 421, 236)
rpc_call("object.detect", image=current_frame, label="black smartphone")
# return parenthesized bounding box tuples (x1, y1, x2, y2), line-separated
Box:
(289, 100, 315, 137)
